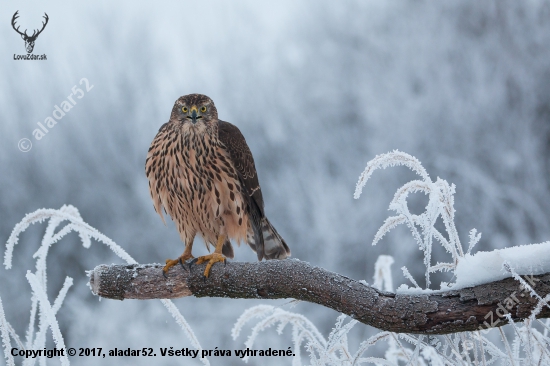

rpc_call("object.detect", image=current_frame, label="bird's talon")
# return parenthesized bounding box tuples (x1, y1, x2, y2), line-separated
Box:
(194, 252, 226, 278)
(163, 254, 194, 274)
(163, 258, 178, 274)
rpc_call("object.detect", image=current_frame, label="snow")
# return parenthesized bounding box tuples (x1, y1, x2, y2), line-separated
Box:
(395, 285, 437, 295)
(453, 241, 550, 290)
(396, 241, 550, 294)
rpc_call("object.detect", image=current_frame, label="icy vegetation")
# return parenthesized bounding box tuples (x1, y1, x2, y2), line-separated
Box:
(354, 151, 550, 295)
(355, 150, 464, 289)
(2, 1, 550, 365)
(231, 152, 550, 365)
(1, 153, 549, 365)
(1, 205, 208, 366)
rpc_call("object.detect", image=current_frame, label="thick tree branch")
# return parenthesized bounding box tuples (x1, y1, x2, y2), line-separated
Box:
(88, 259, 550, 335)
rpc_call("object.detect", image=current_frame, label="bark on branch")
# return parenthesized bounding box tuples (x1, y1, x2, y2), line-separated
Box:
(88, 259, 550, 335)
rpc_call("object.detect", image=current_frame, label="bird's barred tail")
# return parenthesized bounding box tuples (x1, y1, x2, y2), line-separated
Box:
(261, 218, 290, 260)
(247, 218, 290, 260)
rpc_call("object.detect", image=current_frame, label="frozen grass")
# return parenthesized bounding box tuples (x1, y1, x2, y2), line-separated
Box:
(1, 205, 209, 366)
(1, 152, 549, 365)
(355, 150, 464, 289)
(233, 151, 550, 365)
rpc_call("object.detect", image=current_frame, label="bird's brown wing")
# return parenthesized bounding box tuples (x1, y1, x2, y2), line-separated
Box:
(217, 120, 265, 216)
(218, 120, 266, 259)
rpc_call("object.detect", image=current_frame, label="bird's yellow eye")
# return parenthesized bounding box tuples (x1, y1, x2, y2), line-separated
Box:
(182, 107, 188, 113)
(201, 106, 207, 113)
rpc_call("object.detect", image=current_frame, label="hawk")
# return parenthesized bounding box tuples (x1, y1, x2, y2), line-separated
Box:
(145, 94, 290, 277)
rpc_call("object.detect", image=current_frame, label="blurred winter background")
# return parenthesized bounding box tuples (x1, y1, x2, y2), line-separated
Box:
(1, 0, 550, 365)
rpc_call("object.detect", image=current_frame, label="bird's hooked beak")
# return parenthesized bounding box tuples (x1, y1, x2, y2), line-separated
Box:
(187, 106, 202, 124)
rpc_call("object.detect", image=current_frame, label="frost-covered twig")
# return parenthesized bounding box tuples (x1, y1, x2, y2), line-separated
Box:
(504, 262, 550, 311)
(4, 205, 135, 269)
(0, 297, 15, 366)
(25, 272, 70, 366)
(231, 306, 399, 366)
(373, 255, 394, 292)
(159, 299, 208, 366)
(232, 305, 326, 364)
(401, 266, 421, 289)
(354, 150, 470, 288)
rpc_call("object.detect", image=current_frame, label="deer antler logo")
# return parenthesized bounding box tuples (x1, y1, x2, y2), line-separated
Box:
(12, 11, 49, 54)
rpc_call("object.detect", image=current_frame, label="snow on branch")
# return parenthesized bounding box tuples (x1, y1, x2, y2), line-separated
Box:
(88, 259, 550, 335)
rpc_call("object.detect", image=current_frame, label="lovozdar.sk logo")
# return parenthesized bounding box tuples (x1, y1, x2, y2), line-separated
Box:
(12, 10, 48, 60)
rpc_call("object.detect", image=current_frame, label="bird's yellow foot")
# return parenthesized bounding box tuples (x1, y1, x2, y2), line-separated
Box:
(163, 253, 194, 276)
(194, 252, 226, 278)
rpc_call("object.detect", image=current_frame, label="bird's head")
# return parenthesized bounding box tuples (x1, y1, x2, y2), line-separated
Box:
(170, 94, 218, 133)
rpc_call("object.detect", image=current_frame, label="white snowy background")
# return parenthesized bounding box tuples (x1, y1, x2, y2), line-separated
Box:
(1, 1, 550, 365)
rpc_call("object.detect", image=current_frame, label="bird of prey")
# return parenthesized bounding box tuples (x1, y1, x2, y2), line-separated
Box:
(145, 94, 290, 277)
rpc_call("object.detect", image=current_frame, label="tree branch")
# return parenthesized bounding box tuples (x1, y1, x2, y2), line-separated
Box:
(88, 259, 550, 335)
